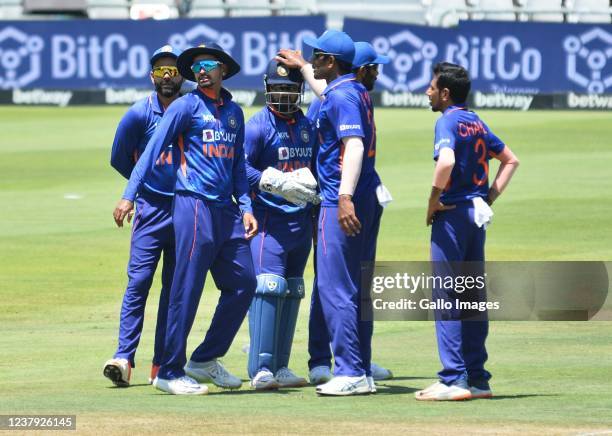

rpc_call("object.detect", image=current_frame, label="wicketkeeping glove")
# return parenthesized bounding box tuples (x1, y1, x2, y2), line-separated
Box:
(259, 167, 319, 207)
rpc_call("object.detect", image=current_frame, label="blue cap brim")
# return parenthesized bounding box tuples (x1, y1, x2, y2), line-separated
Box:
(374, 54, 390, 65)
(303, 36, 323, 52)
(150, 52, 179, 67)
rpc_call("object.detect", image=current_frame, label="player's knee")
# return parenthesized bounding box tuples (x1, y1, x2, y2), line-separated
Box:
(256, 273, 288, 297)
(287, 277, 306, 299)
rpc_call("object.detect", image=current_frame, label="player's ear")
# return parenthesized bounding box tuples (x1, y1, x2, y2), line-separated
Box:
(441, 87, 451, 102)
(222, 64, 228, 78)
(149, 71, 155, 86)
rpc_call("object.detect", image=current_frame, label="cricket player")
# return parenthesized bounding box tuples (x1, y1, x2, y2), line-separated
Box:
(104, 45, 183, 387)
(297, 30, 382, 396)
(244, 59, 320, 390)
(415, 62, 519, 401)
(118, 42, 257, 395)
(276, 41, 394, 386)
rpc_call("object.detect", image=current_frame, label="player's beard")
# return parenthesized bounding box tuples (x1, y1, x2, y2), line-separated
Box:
(156, 81, 181, 98)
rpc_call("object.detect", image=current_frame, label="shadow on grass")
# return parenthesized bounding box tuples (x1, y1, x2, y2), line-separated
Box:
(489, 394, 559, 400)
(210, 388, 303, 396)
(105, 383, 151, 389)
(375, 384, 419, 395)
(386, 376, 432, 381)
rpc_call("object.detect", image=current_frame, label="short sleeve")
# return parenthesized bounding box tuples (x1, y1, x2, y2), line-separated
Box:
(328, 91, 365, 139)
(433, 117, 456, 160)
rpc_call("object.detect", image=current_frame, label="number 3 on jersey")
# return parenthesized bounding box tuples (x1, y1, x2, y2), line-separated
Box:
(472, 138, 489, 186)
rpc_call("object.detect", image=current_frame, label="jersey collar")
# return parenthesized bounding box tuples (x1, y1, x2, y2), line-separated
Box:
(322, 72, 357, 97)
(443, 104, 468, 116)
(196, 87, 233, 106)
(149, 92, 164, 114)
(266, 105, 299, 125)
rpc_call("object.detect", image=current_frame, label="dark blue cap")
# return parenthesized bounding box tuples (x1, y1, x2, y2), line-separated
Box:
(177, 42, 241, 82)
(353, 41, 390, 68)
(264, 60, 303, 86)
(303, 30, 355, 64)
(150, 45, 182, 67)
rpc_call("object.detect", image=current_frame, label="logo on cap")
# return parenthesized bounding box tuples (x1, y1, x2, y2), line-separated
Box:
(161, 45, 173, 52)
(277, 66, 289, 77)
(199, 43, 206, 48)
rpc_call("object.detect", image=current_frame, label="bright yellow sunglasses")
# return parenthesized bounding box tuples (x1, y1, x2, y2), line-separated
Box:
(152, 66, 179, 78)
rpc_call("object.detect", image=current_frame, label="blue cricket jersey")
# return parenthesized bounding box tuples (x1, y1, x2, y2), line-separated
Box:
(306, 98, 322, 122)
(316, 73, 380, 206)
(244, 106, 317, 214)
(110, 92, 176, 197)
(123, 88, 252, 214)
(433, 105, 506, 204)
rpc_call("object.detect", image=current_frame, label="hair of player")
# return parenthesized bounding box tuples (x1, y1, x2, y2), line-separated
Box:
(336, 58, 353, 75)
(433, 62, 471, 104)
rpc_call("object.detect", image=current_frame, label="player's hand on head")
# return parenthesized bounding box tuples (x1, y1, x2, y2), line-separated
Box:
(243, 212, 258, 240)
(338, 195, 361, 237)
(275, 49, 307, 69)
(113, 199, 135, 228)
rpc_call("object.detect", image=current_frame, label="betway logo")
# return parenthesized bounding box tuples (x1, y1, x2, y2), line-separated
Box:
(231, 90, 257, 107)
(12, 89, 72, 107)
(381, 91, 429, 107)
(568, 92, 612, 109)
(106, 88, 150, 104)
(473, 92, 533, 111)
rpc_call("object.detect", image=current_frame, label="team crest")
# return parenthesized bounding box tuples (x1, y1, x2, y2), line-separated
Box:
(267, 281, 278, 291)
(277, 65, 289, 77)
(300, 129, 310, 143)
(161, 45, 173, 52)
(228, 115, 237, 129)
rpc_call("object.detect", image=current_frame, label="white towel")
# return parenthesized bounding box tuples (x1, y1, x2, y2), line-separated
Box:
(473, 197, 494, 228)
(376, 184, 393, 208)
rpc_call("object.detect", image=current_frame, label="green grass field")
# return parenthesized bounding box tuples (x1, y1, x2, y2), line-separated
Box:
(1, 106, 611, 435)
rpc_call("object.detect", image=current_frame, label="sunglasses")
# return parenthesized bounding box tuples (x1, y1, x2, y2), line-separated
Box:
(310, 51, 339, 62)
(152, 66, 179, 78)
(191, 60, 222, 74)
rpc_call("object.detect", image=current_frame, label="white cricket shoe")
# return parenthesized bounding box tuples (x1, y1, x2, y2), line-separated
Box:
(184, 359, 242, 389)
(153, 375, 208, 395)
(415, 381, 472, 401)
(309, 365, 333, 385)
(250, 369, 279, 390)
(275, 367, 308, 388)
(316, 375, 370, 396)
(371, 362, 393, 381)
(367, 376, 377, 394)
(103, 358, 131, 387)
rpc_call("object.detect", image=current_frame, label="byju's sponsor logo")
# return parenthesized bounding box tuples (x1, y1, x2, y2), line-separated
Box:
(0, 27, 44, 89)
(278, 146, 289, 161)
(564, 27, 612, 94)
